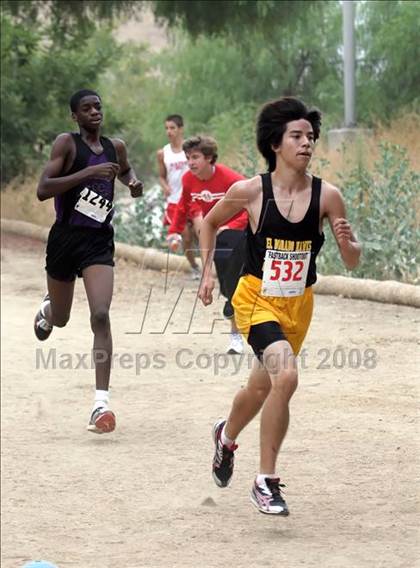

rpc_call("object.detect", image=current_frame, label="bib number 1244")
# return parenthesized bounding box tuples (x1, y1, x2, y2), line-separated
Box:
(74, 187, 113, 223)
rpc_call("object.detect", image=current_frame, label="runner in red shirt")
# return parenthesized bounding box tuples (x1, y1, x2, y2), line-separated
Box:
(167, 135, 247, 354)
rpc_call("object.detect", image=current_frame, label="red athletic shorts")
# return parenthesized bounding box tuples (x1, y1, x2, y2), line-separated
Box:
(163, 203, 198, 229)
(163, 203, 177, 226)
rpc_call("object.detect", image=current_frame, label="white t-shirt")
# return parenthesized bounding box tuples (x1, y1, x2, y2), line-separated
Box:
(163, 144, 189, 204)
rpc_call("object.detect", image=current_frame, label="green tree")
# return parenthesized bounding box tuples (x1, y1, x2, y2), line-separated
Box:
(3, 0, 315, 39)
(152, 0, 314, 36)
(100, 2, 342, 180)
(1, 15, 39, 181)
(1, 12, 120, 182)
(357, 0, 420, 122)
(2, 1, 144, 43)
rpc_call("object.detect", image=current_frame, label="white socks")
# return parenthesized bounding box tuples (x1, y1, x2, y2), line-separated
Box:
(221, 424, 235, 447)
(256, 473, 278, 487)
(93, 389, 109, 412)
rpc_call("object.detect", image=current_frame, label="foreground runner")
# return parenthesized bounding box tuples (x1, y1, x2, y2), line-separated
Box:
(157, 114, 200, 279)
(167, 135, 248, 354)
(33, 89, 143, 434)
(199, 97, 361, 514)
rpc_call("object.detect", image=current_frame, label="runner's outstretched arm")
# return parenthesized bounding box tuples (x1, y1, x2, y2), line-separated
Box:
(156, 148, 171, 198)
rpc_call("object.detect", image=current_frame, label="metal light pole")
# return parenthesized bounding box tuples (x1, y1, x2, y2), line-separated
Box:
(328, 0, 364, 149)
(343, 0, 356, 127)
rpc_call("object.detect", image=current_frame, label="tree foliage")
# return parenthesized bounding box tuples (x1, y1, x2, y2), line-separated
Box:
(2, 0, 419, 185)
(1, 12, 120, 182)
(2, 0, 315, 40)
(99, 1, 342, 176)
(357, 0, 420, 121)
(2, 1, 143, 43)
(152, 0, 313, 36)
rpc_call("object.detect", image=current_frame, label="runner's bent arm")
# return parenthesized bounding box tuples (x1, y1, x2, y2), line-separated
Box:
(168, 183, 191, 236)
(323, 182, 361, 270)
(198, 180, 250, 306)
(157, 149, 171, 198)
(37, 134, 120, 201)
(113, 138, 143, 197)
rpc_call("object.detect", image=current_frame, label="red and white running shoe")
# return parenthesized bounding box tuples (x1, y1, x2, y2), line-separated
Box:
(250, 477, 289, 515)
(212, 419, 238, 487)
(87, 407, 116, 434)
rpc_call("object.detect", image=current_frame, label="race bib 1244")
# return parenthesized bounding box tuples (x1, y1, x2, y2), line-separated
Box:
(74, 187, 113, 223)
(261, 249, 311, 297)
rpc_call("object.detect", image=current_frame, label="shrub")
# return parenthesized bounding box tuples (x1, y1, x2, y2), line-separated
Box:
(113, 184, 165, 249)
(318, 143, 419, 283)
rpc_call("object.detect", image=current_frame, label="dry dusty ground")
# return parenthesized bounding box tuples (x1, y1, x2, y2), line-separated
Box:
(1, 233, 419, 568)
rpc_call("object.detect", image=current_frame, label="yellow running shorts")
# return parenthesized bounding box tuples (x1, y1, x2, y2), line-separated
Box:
(232, 274, 314, 356)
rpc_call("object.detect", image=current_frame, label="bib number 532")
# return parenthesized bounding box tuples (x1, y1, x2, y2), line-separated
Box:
(269, 259, 305, 282)
(261, 250, 311, 297)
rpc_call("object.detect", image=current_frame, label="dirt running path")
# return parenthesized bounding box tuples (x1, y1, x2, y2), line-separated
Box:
(1, 233, 419, 568)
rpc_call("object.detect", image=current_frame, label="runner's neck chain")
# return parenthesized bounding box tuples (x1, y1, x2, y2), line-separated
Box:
(285, 200, 294, 219)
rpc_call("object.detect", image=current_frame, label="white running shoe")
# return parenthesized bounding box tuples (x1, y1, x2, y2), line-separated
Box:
(190, 267, 201, 281)
(250, 477, 289, 516)
(34, 294, 53, 341)
(227, 333, 244, 354)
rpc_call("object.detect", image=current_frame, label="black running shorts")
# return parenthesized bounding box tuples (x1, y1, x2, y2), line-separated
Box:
(45, 223, 115, 282)
(214, 229, 246, 300)
(247, 321, 287, 361)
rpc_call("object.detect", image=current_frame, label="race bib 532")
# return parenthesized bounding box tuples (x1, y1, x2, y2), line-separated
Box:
(261, 249, 311, 297)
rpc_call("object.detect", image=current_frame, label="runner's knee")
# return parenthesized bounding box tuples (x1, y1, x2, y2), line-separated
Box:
(90, 308, 110, 332)
(257, 385, 271, 404)
(271, 369, 298, 397)
(249, 383, 271, 404)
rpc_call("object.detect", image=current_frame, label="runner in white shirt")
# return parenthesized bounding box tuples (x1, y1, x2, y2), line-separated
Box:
(157, 114, 200, 278)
